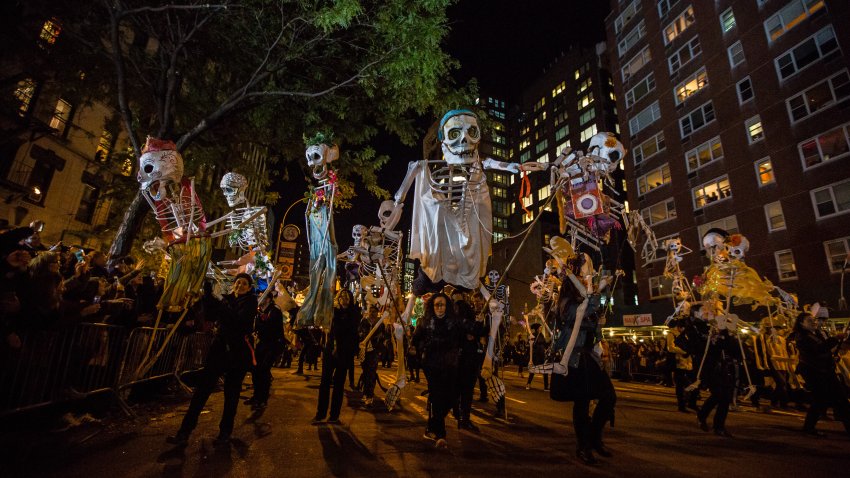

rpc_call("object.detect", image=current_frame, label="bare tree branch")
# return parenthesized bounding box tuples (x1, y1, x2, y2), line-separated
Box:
(117, 3, 233, 19)
(106, 1, 141, 155)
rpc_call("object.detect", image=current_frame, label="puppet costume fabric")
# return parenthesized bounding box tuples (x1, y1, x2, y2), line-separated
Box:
(296, 204, 337, 329)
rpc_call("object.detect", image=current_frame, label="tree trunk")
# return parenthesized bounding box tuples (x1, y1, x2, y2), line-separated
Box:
(107, 192, 147, 269)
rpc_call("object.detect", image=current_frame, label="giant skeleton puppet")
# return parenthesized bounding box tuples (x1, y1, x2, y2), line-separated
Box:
(295, 134, 339, 329)
(379, 110, 547, 323)
(134, 137, 215, 378)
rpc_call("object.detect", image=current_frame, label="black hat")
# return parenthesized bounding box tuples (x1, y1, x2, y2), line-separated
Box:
(234, 273, 254, 286)
(0, 227, 34, 256)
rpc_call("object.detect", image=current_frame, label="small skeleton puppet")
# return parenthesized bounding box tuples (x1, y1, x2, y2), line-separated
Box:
(551, 132, 628, 250)
(383, 110, 547, 323)
(478, 270, 508, 403)
(337, 224, 370, 292)
(663, 237, 695, 324)
(295, 133, 339, 329)
(623, 209, 659, 266)
(217, 172, 269, 253)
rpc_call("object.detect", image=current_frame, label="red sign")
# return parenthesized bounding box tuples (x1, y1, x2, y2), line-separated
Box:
(623, 314, 653, 326)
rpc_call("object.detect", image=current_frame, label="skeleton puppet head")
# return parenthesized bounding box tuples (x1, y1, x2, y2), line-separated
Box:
(702, 228, 729, 263)
(727, 234, 750, 261)
(487, 270, 501, 286)
(304, 132, 339, 180)
(220, 172, 248, 207)
(377, 200, 401, 230)
(588, 132, 626, 173)
(438, 110, 481, 165)
(138, 137, 183, 197)
(352, 225, 369, 247)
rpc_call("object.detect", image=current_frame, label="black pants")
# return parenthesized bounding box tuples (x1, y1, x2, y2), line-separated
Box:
(426, 370, 458, 439)
(457, 359, 479, 421)
(674, 368, 697, 409)
(178, 345, 247, 438)
(573, 371, 616, 450)
(315, 352, 352, 420)
(360, 350, 380, 398)
(803, 373, 850, 432)
(252, 342, 281, 404)
(698, 388, 732, 431)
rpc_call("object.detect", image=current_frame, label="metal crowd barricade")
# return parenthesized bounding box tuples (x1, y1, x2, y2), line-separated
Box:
(1, 323, 214, 418)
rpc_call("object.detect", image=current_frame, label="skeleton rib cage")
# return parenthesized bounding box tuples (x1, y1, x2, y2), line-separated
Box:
(142, 180, 206, 242)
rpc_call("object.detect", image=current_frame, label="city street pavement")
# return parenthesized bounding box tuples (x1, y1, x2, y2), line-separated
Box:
(4, 365, 849, 478)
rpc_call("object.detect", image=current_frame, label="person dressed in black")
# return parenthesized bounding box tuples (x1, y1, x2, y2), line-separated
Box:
(167, 273, 257, 447)
(413, 292, 462, 449)
(696, 328, 741, 437)
(549, 261, 616, 465)
(793, 311, 850, 436)
(245, 289, 286, 411)
(526, 323, 550, 390)
(312, 289, 360, 424)
(455, 296, 486, 432)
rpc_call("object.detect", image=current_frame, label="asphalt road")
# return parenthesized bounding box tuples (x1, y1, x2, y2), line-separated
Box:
(4, 365, 849, 477)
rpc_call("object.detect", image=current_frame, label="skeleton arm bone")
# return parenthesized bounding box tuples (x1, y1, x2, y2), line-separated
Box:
(392, 161, 422, 205)
(482, 158, 547, 173)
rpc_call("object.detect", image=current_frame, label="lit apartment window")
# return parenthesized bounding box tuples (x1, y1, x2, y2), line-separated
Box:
(94, 130, 113, 162)
(535, 139, 548, 154)
(674, 67, 708, 105)
(492, 186, 507, 199)
(577, 78, 592, 94)
(579, 109, 596, 126)
(632, 131, 665, 164)
(685, 136, 723, 172)
(493, 232, 507, 243)
(692, 175, 731, 209)
(697, 216, 739, 246)
(755, 157, 775, 186)
(618, 20, 647, 57)
(668, 37, 701, 75)
(522, 211, 533, 224)
(637, 164, 671, 195)
(538, 185, 551, 202)
(746, 115, 764, 144)
(641, 198, 677, 226)
(552, 81, 566, 97)
(728, 41, 745, 67)
(493, 217, 508, 229)
(680, 101, 715, 137)
(554, 111, 568, 126)
(615, 0, 641, 34)
(720, 8, 736, 33)
(657, 0, 681, 18)
(765, 201, 786, 232)
(555, 125, 569, 142)
(787, 70, 850, 124)
(556, 141, 571, 156)
(824, 237, 850, 272)
(580, 125, 598, 142)
(649, 275, 674, 299)
(664, 5, 695, 45)
(519, 139, 530, 150)
(578, 92, 594, 109)
(811, 179, 850, 219)
(776, 26, 838, 81)
(49, 98, 72, 135)
(629, 101, 661, 137)
(39, 18, 62, 47)
(799, 122, 850, 169)
(537, 153, 549, 163)
(764, 0, 825, 43)
(626, 73, 656, 108)
(533, 97, 546, 112)
(775, 249, 798, 281)
(622, 46, 652, 82)
(520, 151, 531, 162)
(13, 78, 36, 117)
(737, 77, 754, 104)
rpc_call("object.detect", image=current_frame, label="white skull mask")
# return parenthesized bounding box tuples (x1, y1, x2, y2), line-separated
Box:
(702, 229, 729, 263)
(138, 145, 183, 196)
(220, 172, 248, 207)
(727, 235, 750, 261)
(588, 132, 625, 173)
(352, 224, 368, 246)
(440, 113, 481, 165)
(664, 238, 683, 253)
(488, 270, 501, 285)
(377, 200, 401, 230)
(305, 143, 339, 180)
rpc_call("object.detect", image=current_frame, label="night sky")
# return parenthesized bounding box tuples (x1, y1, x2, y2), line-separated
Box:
(275, 1, 610, 251)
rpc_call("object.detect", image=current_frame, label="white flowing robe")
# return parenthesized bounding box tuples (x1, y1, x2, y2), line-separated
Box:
(408, 160, 492, 290)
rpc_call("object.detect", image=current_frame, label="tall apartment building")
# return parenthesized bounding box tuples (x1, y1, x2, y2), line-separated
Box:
(605, 0, 850, 316)
(490, 44, 637, 316)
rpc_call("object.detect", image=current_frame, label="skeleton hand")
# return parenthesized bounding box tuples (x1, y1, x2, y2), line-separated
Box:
(520, 162, 547, 173)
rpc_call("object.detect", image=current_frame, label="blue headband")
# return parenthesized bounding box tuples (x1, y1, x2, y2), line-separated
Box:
(438, 109, 477, 141)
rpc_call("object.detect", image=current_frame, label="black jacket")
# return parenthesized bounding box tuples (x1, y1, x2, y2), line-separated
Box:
(794, 328, 840, 381)
(328, 305, 361, 359)
(413, 314, 463, 375)
(209, 292, 257, 368)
